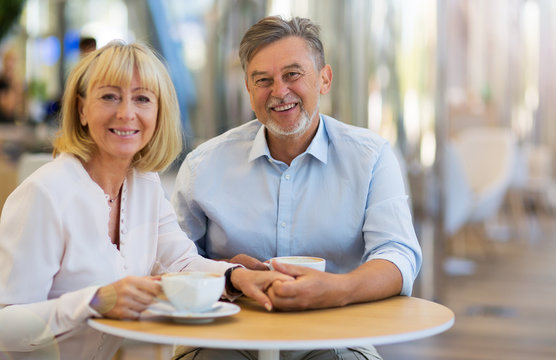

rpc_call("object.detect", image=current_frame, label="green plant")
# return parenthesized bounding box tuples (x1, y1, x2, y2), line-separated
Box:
(0, 0, 26, 41)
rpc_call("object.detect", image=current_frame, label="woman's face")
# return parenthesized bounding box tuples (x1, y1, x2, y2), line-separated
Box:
(78, 70, 158, 165)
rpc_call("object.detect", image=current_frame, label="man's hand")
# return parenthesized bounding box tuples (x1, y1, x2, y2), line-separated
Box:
(267, 259, 404, 311)
(265, 262, 345, 311)
(89, 276, 162, 319)
(230, 268, 294, 311)
(228, 254, 269, 270)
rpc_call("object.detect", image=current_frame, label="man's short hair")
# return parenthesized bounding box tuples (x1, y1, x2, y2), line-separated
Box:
(239, 16, 325, 71)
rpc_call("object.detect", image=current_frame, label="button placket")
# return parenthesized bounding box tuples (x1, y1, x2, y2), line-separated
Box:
(276, 168, 294, 256)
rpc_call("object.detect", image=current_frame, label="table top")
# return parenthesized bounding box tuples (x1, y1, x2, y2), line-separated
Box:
(88, 296, 454, 350)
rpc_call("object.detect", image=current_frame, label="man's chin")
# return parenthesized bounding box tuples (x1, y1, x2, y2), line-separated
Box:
(266, 123, 306, 138)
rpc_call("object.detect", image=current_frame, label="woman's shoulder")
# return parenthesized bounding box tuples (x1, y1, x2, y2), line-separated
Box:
(5, 153, 84, 211)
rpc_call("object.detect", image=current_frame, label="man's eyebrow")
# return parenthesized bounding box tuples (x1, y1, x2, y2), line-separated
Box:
(249, 63, 305, 80)
(249, 70, 268, 80)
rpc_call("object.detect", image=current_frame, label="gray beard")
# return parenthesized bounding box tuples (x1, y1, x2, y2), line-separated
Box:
(265, 100, 319, 138)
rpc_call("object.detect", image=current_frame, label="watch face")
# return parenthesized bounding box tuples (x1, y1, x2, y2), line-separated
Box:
(225, 266, 243, 296)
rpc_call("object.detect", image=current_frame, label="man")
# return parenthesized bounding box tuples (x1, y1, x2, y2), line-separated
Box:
(172, 16, 422, 360)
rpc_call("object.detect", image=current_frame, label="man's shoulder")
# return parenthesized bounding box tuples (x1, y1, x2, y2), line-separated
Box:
(322, 115, 387, 152)
(185, 120, 261, 166)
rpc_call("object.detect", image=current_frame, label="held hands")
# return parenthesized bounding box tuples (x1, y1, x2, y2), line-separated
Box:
(230, 267, 294, 311)
(266, 259, 404, 311)
(265, 261, 347, 311)
(89, 275, 162, 319)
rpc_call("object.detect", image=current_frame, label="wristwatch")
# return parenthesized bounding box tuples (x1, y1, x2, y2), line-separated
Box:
(225, 266, 243, 296)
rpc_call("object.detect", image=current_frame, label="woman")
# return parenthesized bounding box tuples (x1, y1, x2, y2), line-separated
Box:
(0, 41, 290, 359)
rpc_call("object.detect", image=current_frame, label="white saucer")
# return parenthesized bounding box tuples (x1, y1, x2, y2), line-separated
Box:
(145, 301, 240, 324)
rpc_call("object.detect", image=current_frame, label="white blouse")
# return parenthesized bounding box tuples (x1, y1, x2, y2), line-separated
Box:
(0, 153, 233, 360)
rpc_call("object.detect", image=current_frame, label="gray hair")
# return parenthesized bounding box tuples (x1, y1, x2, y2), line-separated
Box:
(239, 16, 325, 71)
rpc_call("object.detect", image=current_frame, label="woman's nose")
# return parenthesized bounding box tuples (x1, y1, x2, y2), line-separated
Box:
(116, 98, 134, 120)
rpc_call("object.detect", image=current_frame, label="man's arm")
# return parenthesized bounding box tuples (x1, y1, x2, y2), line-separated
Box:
(266, 259, 402, 311)
(226, 254, 269, 271)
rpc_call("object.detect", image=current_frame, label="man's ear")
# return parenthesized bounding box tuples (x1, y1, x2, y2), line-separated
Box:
(245, 78, 256, 111)
(319, 64, 333, 95)
(77, 96, 87, 126)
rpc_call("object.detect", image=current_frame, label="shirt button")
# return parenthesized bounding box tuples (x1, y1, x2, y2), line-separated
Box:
(280, 222, 286, 228)
(284, 174, 291, 180)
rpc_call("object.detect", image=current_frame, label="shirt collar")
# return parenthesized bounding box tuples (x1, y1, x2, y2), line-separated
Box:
(247, 116, 329, 164)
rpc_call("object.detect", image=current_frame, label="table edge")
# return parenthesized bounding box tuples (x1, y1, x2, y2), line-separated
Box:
(88, 315, 454, 350)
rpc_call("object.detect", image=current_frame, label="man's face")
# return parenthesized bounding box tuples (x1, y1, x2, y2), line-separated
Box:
(245, 36, 331, 139)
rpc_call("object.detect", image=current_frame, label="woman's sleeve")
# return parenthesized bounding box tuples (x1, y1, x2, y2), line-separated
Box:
(0, 287, 100, 351)
(154, 184, 232, 276)
(0, 180, 100, 351)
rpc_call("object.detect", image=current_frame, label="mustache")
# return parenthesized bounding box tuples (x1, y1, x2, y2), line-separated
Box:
(266, 95, 301, 110)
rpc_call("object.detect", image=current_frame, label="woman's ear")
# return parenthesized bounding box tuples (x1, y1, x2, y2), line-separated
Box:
(77, 96, 87, 126)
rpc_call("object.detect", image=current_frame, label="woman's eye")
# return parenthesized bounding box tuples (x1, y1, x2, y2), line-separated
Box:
(136, 95, 151, 103)
(100, 93, 119, 101)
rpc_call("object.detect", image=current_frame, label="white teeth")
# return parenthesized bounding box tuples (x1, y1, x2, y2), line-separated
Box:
(274, 103, 296, 112)
(113, 129, 137, 136)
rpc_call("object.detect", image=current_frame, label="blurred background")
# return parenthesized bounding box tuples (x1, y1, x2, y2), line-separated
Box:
(0, 0, 555, 359)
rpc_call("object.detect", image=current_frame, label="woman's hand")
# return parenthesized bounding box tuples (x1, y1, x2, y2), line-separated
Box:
(89, 275, 162, 319)
(230, 268, 294, 311)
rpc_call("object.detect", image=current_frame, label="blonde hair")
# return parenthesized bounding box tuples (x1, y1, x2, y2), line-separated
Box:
(53, 40, 183, 172)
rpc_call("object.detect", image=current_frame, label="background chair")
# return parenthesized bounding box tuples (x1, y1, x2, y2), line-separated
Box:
(443, 126, 517, 265)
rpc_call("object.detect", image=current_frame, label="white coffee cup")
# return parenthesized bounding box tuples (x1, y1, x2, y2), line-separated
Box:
(268, 256, 326, 272)
(160, 272, 224, 312)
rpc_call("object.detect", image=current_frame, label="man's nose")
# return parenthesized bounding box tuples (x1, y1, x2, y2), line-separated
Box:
(270, 78, 289, 98)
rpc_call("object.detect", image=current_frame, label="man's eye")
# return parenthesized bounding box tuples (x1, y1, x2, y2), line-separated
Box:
(284, 72, 301, 81)
(255, 78, 272, 87)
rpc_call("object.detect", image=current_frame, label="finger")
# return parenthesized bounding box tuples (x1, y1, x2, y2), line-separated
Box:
(266, 286, 297, 311)
(243, 284, 274, 312)
(119, 307, 141, 320)
(135, 277, 163, 297)
(268, 280, 299, 299)
(250, 262, 271, 271)
(268, 271, 296, 282)
(270, 261, 309, 277)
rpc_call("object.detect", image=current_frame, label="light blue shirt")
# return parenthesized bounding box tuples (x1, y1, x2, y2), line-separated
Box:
(172, 115, 422, 295)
